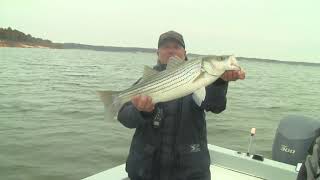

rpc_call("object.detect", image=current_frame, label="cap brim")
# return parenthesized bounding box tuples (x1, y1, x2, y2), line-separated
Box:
(158, 38, 185, 48)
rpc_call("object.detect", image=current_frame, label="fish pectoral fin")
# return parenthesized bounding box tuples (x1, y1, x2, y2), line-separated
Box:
(203, 69, 220, 77)
(167, 56, 185, 70)
(192, 87, 206, 107)
(192, 68, 219, 83)
(143, 66, 159, 78)
(192, 71, 205, 83)
(207, 72, 220, 77)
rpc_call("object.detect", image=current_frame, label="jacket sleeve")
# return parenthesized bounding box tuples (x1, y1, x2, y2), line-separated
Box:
(117, 102, 155, 129)
(200, 78, 228, 114)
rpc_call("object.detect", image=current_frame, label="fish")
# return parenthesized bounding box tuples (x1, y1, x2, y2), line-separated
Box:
(97, 55, 242, 118)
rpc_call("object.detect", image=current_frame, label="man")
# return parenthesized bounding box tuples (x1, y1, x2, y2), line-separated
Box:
(118, 31, 245, 180)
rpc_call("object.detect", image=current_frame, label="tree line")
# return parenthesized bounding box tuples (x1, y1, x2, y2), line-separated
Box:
(0, 27, 60, 47)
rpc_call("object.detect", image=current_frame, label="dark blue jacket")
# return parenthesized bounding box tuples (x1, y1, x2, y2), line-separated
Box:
(118, 63, 228, 180)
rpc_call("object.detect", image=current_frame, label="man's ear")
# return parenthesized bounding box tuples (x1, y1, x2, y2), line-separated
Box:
(156, 50, 159, 56)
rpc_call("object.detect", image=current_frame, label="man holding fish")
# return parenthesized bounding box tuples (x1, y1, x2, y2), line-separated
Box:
(98, 31, 245, 180)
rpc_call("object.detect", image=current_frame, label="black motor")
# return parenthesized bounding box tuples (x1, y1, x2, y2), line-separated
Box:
(272, 115, 320, 165)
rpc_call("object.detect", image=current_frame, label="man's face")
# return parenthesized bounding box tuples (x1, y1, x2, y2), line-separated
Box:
(157, 41, 186, 64)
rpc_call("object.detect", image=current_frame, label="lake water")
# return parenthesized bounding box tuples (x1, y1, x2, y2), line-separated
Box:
(0, 47, 319, 180)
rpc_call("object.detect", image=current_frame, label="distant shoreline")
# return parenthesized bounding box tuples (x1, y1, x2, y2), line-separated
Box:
(0, 40, 156, 53)
(1, 42, 318, 66)
(61, 43, 156, 53)
(1, 27, 318, 64)
(0, 40, 55, 49)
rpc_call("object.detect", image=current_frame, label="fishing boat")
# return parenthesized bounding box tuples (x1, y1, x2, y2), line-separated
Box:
(82, 115, 320, 180)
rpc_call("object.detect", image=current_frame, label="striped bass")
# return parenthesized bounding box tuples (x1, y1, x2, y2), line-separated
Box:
(98, 55, 241, 117)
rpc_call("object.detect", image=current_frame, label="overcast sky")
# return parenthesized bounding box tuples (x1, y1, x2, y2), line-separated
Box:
(1, 0, 319, 62)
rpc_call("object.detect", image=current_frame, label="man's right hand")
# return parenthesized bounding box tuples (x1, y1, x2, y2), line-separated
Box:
(131, 95, 155, 112)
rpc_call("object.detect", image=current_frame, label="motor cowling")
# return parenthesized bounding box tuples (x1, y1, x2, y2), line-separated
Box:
(272, 115, 320, 165)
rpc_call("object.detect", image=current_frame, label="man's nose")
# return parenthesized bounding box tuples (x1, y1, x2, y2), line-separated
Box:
(167, 49, 176, 55)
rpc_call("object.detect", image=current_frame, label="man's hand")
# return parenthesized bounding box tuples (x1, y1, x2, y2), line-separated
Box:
(221, 70, 246, 81)
(131, 95, 155, 112)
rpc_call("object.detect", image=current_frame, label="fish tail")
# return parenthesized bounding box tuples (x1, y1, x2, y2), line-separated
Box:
(97, 90, 122, 120)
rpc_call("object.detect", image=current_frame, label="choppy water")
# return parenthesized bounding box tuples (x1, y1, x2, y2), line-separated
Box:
(0, 47, 319, 180)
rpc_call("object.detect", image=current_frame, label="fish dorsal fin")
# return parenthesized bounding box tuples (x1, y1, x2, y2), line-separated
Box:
(139, 66, 159, 84)
(167, 56, 184, 70)
(143, 66, 159, 77)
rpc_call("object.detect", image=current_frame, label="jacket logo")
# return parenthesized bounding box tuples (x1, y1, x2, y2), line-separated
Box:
(280, 145, 295, 154)
(190, 144, 200, 153)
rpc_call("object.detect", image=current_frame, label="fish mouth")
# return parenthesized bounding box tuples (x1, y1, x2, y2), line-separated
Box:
(231, 63, 241, 70)
(228, 56, 241, 71)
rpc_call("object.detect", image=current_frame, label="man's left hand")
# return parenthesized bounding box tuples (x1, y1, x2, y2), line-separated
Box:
(221, 70, 246, 81)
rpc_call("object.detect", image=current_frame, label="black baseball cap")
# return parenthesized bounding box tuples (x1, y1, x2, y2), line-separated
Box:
(158, 31, 185, 49)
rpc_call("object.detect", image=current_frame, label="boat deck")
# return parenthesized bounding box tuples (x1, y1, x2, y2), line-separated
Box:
(82, 144, 299, 180)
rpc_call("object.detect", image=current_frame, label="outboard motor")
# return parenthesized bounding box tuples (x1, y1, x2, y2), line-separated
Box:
(272, 115, 320, 166)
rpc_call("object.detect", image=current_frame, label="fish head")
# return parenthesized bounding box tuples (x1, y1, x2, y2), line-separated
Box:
(202, 55, 241, 75)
